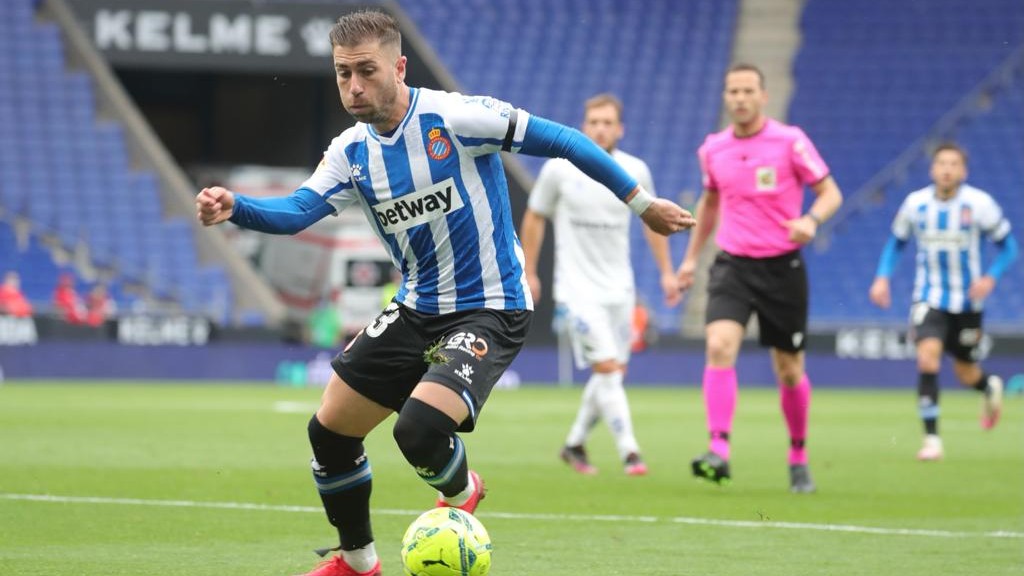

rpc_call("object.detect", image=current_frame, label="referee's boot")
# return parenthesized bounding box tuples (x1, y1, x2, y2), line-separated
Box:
(788, 463, 816, 494)
(691, 451, 731, 485)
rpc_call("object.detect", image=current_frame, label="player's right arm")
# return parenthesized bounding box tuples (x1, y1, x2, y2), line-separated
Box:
(196, 135, 358, 234)
(868, 236, 907, 309)
(196, 186, 335, 234)
(868, 196, 913, 309)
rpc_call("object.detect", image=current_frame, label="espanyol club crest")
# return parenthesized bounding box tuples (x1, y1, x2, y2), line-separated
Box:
(427, 127, 452, 160)
(960, 205, 972, 227)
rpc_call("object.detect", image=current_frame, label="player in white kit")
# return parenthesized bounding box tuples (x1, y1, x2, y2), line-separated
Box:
(521, 94, 679, 476)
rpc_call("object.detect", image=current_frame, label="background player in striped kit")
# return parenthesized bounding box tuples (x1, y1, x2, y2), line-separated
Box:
(520, 93, 678, 477)
(869, 142, 1018, 461)
(196, 10, 695, 576)
(677, 63, 844, 493)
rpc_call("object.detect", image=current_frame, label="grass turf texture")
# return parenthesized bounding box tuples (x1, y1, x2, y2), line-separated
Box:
(0, 381, 1021, 575)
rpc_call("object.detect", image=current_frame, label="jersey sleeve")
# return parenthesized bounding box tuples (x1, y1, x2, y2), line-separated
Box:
(636, 159, 656, 197)
(697, 140, 718, 192)
(891, 196, 916, 240)
(976, 193, 1012, 241)
(789, 128, 830, 185)
(447, 94, 531, 157)
(528, 159, 562, 217)
(298, 132, 362, 213)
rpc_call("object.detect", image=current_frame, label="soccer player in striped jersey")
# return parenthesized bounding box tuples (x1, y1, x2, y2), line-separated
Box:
(520, 94, 678, 477)
(869, 143, 1018, 461)
(677, 63, 844, 493)
(196, 10, 694, 576)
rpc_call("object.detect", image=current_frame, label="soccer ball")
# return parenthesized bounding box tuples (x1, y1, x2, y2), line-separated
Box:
(400, 507, 492, 576)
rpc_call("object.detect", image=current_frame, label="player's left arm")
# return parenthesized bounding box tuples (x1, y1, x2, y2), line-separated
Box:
(969, 203, 1019, 301)
(518, 117, 695, 235)
(783, 174, 843, 245)
(783, 129, 843, 244)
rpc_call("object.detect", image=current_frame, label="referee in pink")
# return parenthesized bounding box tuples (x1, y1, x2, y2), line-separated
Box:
(677, 63, 843, 493)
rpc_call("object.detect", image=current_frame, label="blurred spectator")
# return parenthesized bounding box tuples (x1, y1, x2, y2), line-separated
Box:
(0, 271, 33, 317)
(85, 284, 117, 326)
(53, 273, 86, 324)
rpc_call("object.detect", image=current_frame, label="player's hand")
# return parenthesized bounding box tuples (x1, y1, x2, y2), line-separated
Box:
(526, 272, 542, 303)
(640, 199, 696, 236)
(968, 276, 996, 301)
(868, 277, 891, 309)
(196, 186, 236, 226)
(660, 271, 681, 307)
(783, 215, 817, 245)
(676, 257, 698, 293)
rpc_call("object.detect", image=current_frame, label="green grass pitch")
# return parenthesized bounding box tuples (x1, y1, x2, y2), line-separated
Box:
(1, 381, 1021, 575)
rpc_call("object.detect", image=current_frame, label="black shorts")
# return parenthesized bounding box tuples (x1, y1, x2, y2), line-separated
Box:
(909, 304, 984, 362)
(332, 302, 532, 432)
(705, 250, 808, 352)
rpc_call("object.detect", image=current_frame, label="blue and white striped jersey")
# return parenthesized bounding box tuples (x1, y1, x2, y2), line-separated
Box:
(299, 88, 533, 314)
(891, 184, 1012, 312)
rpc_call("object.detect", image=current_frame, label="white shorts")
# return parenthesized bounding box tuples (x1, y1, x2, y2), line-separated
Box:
(561, 300, 633, 369)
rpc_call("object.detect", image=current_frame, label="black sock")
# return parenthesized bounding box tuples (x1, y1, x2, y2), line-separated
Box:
(971, 373, 990, 392)
(307, 415, 373, 551)
(393, 398, 469, 497)
(918, 372, 939, 436)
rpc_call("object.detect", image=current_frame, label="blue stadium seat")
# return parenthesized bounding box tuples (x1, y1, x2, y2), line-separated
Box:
(399, 0, 738, 331)
(791, 0, 1024, 329)
(0, 1, 228, 319)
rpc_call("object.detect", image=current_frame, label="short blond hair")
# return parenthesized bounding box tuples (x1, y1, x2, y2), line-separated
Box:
(932, 142, 968, 165)
(583, 93, 624, 122)
(330, 9, 401, 51)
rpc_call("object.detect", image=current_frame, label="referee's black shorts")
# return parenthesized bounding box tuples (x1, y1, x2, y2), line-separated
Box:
(705, 249, 808, 352)
(332, 301, 532, 432)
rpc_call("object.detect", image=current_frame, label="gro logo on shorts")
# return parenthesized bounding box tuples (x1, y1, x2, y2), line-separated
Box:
(445, 331, 489, 359)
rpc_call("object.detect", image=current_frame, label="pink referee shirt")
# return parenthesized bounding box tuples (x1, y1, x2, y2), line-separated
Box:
(698, 118, 830, 258)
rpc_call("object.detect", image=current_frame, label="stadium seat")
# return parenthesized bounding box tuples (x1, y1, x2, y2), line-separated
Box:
(399, 0, 738, 331)
(0, 0, 229, 320)
(793, 0, 1024, 329)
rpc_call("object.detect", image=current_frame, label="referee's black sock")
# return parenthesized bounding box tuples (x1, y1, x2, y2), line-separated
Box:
(393, 398, 469, 497)
(918, 372, 939, 436)
(307, 415, 373, 551)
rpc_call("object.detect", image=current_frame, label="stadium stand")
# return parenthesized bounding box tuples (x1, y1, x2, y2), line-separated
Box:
(0, 0, 231, 322)
(791, 0, 1024, 331)
(399, 0, 739, 330)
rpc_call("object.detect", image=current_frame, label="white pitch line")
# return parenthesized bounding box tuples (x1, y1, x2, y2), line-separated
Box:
(2, 493, 1021, 540)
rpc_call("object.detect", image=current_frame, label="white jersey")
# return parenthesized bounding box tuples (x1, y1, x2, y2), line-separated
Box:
(299, 88, 533, 314)
(529, 149, 654, 304)
(892, 183, 1012, 313)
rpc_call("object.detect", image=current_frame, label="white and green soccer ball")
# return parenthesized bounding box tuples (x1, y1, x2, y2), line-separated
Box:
(401, 507, 492, 576)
